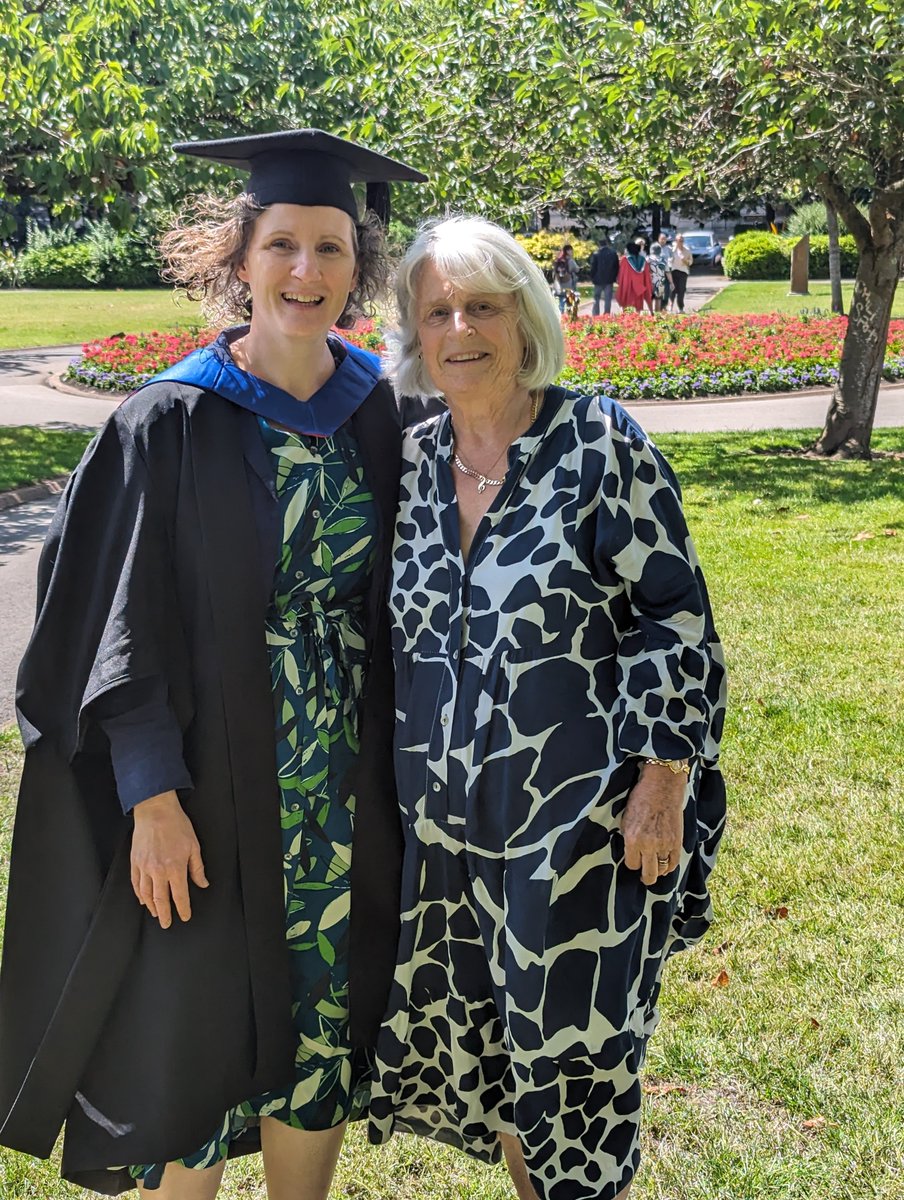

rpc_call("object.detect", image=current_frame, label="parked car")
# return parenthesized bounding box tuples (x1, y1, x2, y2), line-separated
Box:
(680, 230, 724, 270)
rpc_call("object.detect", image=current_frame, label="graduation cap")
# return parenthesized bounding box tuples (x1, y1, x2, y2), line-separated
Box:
(172, 128, 427, 224)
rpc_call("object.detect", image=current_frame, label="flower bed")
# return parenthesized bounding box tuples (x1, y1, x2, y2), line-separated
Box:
(63, 321, 385, 392)
(65, 313, 904, 401)
(559, 312, 904, 401)
(65, 329, 214, 392)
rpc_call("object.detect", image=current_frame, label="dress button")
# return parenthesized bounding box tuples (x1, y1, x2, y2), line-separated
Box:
(284, 853, 292, 862)
(432, 782, 442, 792)
(295, 571, 304, 579)
(290, 630, 298, 639)
(291, 803, 300, 812)
(441, 714, 449, 726)
(295, 686, 304, 695)
(312, 508, 321, 518)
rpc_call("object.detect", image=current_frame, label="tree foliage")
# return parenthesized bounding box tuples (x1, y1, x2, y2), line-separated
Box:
(1, 0, 355, 229)
(329, 0, 904, 455)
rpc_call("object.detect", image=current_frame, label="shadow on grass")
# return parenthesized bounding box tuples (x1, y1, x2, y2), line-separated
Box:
(659, 428, 904, 508)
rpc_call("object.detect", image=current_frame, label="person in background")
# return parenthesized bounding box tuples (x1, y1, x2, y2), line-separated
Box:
(657, 232, 674, 310)
(670, 232, 694, 313)
(648, 242, 668, 313)
(615, 239, 654, 314)
(551, 243, 580, 314)
(588, 235, 620, 317)
(368, 215, 726, 1200)
(0, 130, 425, 1198)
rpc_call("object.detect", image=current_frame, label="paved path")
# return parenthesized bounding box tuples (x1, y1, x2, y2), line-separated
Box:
(634, 385, 904, 433)
(0, 346, 117, 429)
(578, 268, 731, 316)
(0, 498, 57, 727)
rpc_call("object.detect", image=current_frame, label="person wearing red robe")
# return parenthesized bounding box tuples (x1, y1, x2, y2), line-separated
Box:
(616, 244, 654, 313)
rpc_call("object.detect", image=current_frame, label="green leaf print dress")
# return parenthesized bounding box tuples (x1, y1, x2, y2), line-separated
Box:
(133, 418, 377, 1185)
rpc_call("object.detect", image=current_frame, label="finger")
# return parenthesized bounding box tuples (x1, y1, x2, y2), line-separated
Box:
(187, 843, 209, 889)
(138, 873, 158, 919)
(640, 853, 659, 886)
(623, 837, 642, 872)
(170, 870, 192, 924)
(153, 885, 173, 930)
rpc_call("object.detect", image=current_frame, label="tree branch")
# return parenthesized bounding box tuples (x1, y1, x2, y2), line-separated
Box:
(816, 172, 872, 250)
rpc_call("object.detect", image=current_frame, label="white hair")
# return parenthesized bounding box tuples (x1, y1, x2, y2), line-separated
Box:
(384, 216, 565, 399)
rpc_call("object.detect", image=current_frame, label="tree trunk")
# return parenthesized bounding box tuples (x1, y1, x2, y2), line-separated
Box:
(540, 206, 551, 230)
(651, 204, 661, 240)
(814, 241, 900, 459)
(825, 200, 844, 315)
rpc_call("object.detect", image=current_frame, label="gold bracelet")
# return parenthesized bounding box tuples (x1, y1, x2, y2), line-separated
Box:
(642, 757, 691, 777)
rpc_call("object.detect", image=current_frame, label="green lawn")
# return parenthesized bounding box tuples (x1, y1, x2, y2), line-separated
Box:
(0, 427, 93, 492)
(703, 277, 904, 318)
(0, 289, 204, 350)
(1, 429, 903, 1198)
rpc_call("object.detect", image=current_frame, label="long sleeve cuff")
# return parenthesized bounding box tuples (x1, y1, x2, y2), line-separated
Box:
(94, 680, 193, 813)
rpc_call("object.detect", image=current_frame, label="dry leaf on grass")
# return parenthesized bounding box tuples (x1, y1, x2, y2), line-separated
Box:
(853, 531, 876, 541)
(765, 905, 789, 919)
(711, 940, 731, 955)
(801, 1115, 839, 1131)
(809, 1018, 822, 1029)
(711, 969, 730, 988)
(642, 1081, 689, 1097)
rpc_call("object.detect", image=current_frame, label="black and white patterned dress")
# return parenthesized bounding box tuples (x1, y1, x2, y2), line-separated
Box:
(368, 387, 727, 1200)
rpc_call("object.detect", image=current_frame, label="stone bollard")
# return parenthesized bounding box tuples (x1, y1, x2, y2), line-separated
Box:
(789, 234, 810, 296)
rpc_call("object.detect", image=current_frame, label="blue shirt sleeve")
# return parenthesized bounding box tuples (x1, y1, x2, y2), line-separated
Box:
(93, 678, 193, 813)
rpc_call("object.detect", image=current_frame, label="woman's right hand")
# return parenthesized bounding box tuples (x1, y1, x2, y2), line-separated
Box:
(130, 791, 209, 928)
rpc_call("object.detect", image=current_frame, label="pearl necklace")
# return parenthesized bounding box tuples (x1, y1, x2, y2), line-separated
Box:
(452, 393, 542, 494)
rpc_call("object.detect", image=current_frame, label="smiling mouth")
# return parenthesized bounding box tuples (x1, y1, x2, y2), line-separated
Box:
(446, 352, 486, 363)
(282, 292, 324, 307)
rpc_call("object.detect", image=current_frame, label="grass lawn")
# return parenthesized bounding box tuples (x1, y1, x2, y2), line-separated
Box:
(0, 289, 204, 350)
(0, 427, 93, 492)
(1, 429, 903, 1198)
(704, 277, 904, 318)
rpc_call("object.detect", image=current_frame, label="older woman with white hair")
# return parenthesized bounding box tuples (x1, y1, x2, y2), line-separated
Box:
(368, 216, 727, 1200)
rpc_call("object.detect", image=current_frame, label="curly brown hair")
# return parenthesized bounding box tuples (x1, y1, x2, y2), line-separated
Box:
(159, 191, 391, 330)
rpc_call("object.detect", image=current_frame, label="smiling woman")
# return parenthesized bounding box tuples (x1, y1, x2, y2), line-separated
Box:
(369, 217, 726, 1200)
(0, 130, 426, 1200)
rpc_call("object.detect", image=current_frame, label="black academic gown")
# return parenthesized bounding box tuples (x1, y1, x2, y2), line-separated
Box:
(0, 374, 402, 1193)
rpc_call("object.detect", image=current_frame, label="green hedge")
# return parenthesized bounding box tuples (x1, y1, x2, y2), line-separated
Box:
(7, 224, 163, 289)
(18, 244, 101, 287)
(92, 232, 162, 288)
(722, 232, 787, 280)
(723, 230, 859, 280)
(808, 234, 859, 276)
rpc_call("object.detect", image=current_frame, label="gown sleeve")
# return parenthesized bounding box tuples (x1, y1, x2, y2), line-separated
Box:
(16, 396, 195, 810)
(593, 411, 724, 765)
(93, 678, 193, 813)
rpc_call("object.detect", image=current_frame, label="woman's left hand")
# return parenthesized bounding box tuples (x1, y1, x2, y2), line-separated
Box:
(622, 764, 686, 885)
